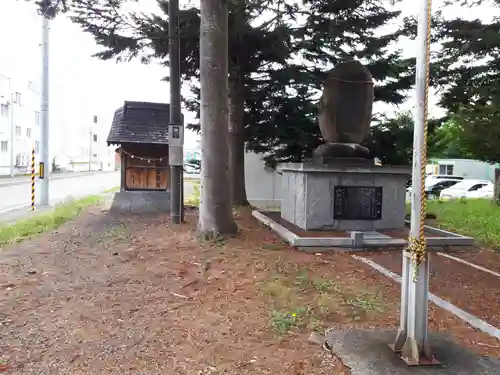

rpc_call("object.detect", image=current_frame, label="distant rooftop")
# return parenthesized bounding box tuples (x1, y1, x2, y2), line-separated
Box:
(107, 101, 170, 146)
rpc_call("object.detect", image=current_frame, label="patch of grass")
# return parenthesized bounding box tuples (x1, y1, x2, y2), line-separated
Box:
(185, 181, 200, 207)
(259, 267, 385, 335)
(260, 243, 284, 251)
(270, 307, 308, 334)
(96, 225, 129, 243)
(311, 277, 336, 292)
(103, 186, 120, 193)
(423, 199, 500, 248)
(0, 195, 102, 246)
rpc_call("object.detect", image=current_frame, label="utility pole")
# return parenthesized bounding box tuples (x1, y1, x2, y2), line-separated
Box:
(391, 0, 435, 366)
(8, 78, 15, 177)
(168, 0, 184, 223)
(89, 116, 96, 172)
(40, 14, 50, 205)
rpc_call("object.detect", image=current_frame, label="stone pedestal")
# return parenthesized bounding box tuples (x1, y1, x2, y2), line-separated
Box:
(279, 162, 410, 231)
(110, 190, 171, 214)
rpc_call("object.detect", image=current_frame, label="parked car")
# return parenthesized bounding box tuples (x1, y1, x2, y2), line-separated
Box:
(424, 178, 462, 199)
(439, 179, 492, 199)
(406, 177, 462, 197)
(465, 183, 494, 199)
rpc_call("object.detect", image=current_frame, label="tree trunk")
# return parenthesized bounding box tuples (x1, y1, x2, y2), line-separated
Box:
(494, 168, 500, 206)
(198, 0, 237, 237)
(228, 74, 249, 206)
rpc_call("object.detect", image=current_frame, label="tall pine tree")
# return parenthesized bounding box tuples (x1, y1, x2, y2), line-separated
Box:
(35, 0, 417, 181)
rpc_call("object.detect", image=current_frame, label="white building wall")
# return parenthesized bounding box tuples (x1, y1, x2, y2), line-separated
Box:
(436, 159, 499, 181)
(53, 105, 115, 172)
(0, 73, 41, 176)
(244, 151, 282, 208)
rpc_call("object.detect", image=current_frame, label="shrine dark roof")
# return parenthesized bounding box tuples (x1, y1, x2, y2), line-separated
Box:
(107, 101, 170, 146)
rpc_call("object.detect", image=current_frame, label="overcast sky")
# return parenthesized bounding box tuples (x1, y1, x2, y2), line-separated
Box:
(1, 0, 498, 153)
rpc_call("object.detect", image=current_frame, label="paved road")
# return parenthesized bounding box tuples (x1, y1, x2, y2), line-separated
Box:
(0, 172, 121, 213)
(0, 171, 117, 187)
(0, 172, 198, 218)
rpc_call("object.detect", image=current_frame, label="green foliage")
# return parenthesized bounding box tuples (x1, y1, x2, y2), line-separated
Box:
(430, 4, 500, 163)
(67, 0, 417, 167)
(451, 105, 500, 164)
(364, 111, 448, 165)
(364, 111, 415, 165)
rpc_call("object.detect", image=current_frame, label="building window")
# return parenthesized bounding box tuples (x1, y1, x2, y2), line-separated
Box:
(28, 81, 35, 91)
(14, 92, 21, 105)
(93, 134, 98, 142)
(15, 126, 21, 136)
(0, 141, 7, 152)
(26, 128, 32, 137)
(1, 104, 8, 116)
(34, 111, 40, 125)
(35, 140, 40, 154)
(93, 153, 98, 158)
(438, 164, 454, 175)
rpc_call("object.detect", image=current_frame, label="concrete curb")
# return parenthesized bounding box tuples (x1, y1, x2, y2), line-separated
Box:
(352, 255, 500, 340)
(252, 210, 475, 251)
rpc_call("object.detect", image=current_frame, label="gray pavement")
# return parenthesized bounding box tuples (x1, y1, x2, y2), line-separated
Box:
(0, 173, 197, 222)
(0, 170, 118, 187)
(325, 329, 500, 375)
(0, 171, 121, 214)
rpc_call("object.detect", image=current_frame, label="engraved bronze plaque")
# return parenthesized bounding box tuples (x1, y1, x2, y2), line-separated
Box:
(333, 186, 382, 220)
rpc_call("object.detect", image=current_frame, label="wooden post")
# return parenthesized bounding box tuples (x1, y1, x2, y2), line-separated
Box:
(120, 149, 126, 192)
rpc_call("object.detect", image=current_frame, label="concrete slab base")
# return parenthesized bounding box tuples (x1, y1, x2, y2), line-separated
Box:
(252, 210, 474, 250)
(325, 329, 500, 375)
(109, 190, 170, 214)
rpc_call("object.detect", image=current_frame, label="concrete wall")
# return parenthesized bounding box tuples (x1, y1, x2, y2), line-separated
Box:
(244, 151, 282, 208)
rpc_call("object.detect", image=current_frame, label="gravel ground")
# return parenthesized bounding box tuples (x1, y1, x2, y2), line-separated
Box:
(0, 206, 497, 374)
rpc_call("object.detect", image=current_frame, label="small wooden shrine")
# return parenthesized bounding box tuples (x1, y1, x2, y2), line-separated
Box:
(107, 101, 174, 213)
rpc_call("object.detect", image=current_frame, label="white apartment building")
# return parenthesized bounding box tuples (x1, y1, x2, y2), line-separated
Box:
(0, 74, 41, 176)
(53, 105, 115, 172)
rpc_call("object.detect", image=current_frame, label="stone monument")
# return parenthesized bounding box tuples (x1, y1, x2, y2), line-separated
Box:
(279, 60, 410, 231)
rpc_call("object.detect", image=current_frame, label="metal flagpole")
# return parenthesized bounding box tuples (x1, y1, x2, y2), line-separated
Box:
(39, 14, 50, 205)
(391, 0, 437, 366)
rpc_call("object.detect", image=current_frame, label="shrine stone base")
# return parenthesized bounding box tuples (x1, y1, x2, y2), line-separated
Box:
(109, 190, 171, 214)
(279, 162, 410, 231)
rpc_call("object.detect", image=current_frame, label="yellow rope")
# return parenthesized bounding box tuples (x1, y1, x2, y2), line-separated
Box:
(408, 0, 432, 282)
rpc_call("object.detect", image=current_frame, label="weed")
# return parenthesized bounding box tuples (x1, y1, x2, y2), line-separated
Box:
(261, 243, 284, 251)
(97, 225, 129, 243)
(260, 268, 385, 336)
(311, 277, 336, 292)
(196, 229, 225, 248)
(270, 307, 308, 334)
(345, 292, 381, 313)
